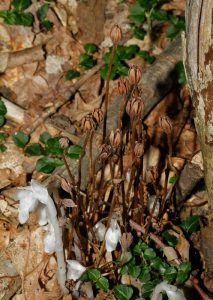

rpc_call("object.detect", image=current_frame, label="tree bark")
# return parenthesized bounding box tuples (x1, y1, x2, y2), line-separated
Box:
(184, 0, 213, 292)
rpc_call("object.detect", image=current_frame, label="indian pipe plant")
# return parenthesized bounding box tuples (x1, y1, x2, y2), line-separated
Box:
(16, 24, 200, 299)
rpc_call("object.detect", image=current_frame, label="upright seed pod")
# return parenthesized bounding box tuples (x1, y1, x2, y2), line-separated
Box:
(159, 116, 173, 135)
(92, 108, 103, 124)
(110, 24, 122, 45)
(81, 114, 94, 132)
(128, 65, 142, 85)
(109, 129, 121, 147)
(134, 142, 144, 158)
(117, 77, 130, 95)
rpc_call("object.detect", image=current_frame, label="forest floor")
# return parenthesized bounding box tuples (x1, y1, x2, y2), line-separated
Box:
(0, 0, 212, 299)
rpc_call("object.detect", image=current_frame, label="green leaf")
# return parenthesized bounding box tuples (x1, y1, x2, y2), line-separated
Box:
(39, 132, 52, 144)
(12, 131, 29, 148)
(123, 45, 140, 60)
(137, 50, 155, 64)
(128, 264, 141, 278)
(138, 266, 151, 283)
(2, 11, 34, 26)
(175, 61, 187, 86)
(128, 3, 146, 23)
(37, 3, 49, 21)
(46, 137, 63, 155)
(150, 257, 167, 274)
(120, 264, 129, 276)
(151, 9, 169, 21)
(116, 251, 133, 265)
(133, 27, 146, 40)
(12, 0, 31, 11)
(143, 248, 156, 260)
(84, 43, 98, 54)
(0, 116, 5, 127)
(180, 215, 200, 234)
(100, 64, 117, 80)
(80, 53, 96, 69)
(36, 156, 63, 173)
(113, 284, 134, 300)
(162, 231, 178, 247)
(0, 132, 8, 140)
(0, 143, 7, 152)
(141, 281, 156, 298)
(133, 240, 149, 256)
(66, 69, 80, 80)
(0, 99, 7, 115)
(25, 143, 43, 156)
(116, 63, 129, 76)
(176, 262, 191, 284)
(103, 51, 119, 65)
(96, 276, 109, 291)
(87, 268, 101, 282)
(41, 19, 53, 30)
(163, 266, 177, 283)
(67, 144, 82, 159)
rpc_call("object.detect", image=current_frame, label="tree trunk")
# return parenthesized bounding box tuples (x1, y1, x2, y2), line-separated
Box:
(184, 0, 213, 292)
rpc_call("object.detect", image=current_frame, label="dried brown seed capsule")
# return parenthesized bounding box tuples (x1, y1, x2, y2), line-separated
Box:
(92, 108, 103, 124)
(117, 77, 130, 95)
(126, 97, 144, 118)
(134, 142, 144, 158)
(109, 129, 121, 147)
(128, 65, 142, 85)
(120, 232, 133, 251)
(99, 144, 112, 160)
(147, 166, 158, 182)
(59, 137, 69, 149)
(110, 24, 122, 45)
(159, 116, 173, 135)
(81, 114, 94, 132)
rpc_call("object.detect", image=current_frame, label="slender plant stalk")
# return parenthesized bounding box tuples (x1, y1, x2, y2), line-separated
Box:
(62, 153, 75, 185)
(103, 45, 116, 142)
(78, 132, 90, 192)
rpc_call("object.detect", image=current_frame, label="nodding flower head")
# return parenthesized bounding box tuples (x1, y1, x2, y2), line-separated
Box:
(105, 216, 121, 252)
(66, 260, 86, 281)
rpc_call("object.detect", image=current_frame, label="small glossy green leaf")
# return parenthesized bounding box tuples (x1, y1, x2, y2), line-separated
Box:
(128, 264, 141, 278)
(116, 63, 129, 76)
(12, 131, 29, 148)
(123, 45, 140, 60)
(96, 276, 109, 291)
(87, 268, 101, 282)
(25, 143, 43, 156)
(133, 240, 149, 256)
(113, 284, 134, 300)
(0, 132, 8, 140)
(0, 99, 7, 116)
(39, 132, 52, 144)
(0, 116, 5, 127)
(37, 3, 49, 21)
(41, 19, 53, 30)
(151, 9, 169, 21)
(163, 266, 177, 283)
(66, 69, 80, 80)
(36, 156, 63, 173)
(176, 262, 191, 284)
(128, 4, 145, 23)
(133, 27, 146, 40)
(12, 0, 31, 11)
(138, 50, 155, 64)
(103, 51, 119, 65)
(162, 230, 178, 247)
(0, 143, 7, 152)
(139, 266, 151, 283)
(67, 144, 82, 159)
(144, 248, 156, 260)
(80, 53, 96, 69)
(150, 257, 167, 274)
(100, 64, 117, 80)
(120, 264, 129, 275)
(84, 43, 98, 54)
(169, 175, 178, 184)
(46, 137, 63, 155)
(141, 282, 156, 298)
(180, 215, 200, 234)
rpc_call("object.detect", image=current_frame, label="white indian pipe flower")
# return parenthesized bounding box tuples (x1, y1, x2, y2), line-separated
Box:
(94, 221, 106, 242)
(67, 260, 86, 281)
(43, 222, 56, 253)
(151, 282, 186, 300)
(15, 180, 68, 295)
(105, 217, 121, 252)
(16, 187, 38, 224)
